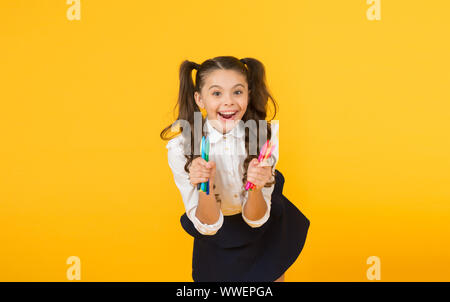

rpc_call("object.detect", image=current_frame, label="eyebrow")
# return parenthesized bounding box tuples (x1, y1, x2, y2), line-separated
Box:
(208, 83, 245, 90)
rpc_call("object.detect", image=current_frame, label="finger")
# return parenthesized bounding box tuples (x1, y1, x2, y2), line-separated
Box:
(254, 167, 272, 176)
(206, 161, 216, 169)
(247, 174, 262, 184)
(198, 172, 211, 178)
(193, 170, 211, 178)
(194, 157, 207, 166)
(248, 171, 263, 180)
(191, 162, 201, 172)
(205, 163, 215, 170)
(246, 172, 257, 180)
(191, 163, 209, 173)
(247, 159, 256, 169)
(195, 161, 210, 171)
(252, 176, 264, 185)
(258, 159, 272, 167)
(200, 167, 211, 174)
(249, 170, 265, 179)
(249, 174, 266, 186)
(191, 177, 209, 185)
(255, 164, 271, 171)
(246, 177, 256, 185)
(247, 164, 260, 173)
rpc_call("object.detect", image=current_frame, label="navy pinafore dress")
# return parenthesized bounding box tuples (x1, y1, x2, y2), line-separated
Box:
(180, 169, 311, 282)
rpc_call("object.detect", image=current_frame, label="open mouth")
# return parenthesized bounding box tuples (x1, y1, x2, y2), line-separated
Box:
(217, 111, 238, 120)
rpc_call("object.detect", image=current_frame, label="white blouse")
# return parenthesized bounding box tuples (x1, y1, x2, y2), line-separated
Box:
(166, 117, 279, 235)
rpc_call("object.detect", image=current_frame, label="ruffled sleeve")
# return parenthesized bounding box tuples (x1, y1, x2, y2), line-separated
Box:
(166, 135, 223, 235)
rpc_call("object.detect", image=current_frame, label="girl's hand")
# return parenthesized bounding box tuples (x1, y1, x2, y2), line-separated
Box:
(246, 158, 273, 191)
(188, 157, 216, 188)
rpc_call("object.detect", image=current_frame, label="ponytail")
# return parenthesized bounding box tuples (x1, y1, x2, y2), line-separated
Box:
(239, 57, 278, 189)
(160, 60, 204, 173)
(177, 60, 200, 124)
(239, 58, 276, 121)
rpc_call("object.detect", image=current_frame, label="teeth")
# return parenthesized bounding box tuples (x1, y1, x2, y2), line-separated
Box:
(219, 111, 237, 114)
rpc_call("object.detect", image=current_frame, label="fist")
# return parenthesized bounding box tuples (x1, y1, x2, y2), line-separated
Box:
(246, 158, 273, 191)
(188, 157, 216, 187)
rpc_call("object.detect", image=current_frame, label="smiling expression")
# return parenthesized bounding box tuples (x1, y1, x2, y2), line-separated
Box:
(194, 69, 250, 134)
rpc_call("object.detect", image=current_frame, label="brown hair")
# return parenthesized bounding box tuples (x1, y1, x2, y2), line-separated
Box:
(160, 56, 278, 189)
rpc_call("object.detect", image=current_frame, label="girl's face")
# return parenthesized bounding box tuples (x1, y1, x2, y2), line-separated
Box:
(194, 69, 249, 134)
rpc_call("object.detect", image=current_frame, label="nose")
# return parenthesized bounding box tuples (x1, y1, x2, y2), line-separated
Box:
(222, 93, 235, 106)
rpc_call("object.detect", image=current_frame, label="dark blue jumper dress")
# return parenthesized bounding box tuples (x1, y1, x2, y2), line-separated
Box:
(180, 169, 310, 282)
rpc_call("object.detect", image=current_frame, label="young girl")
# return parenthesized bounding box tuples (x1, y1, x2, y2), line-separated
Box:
(160, 56, 310, 282)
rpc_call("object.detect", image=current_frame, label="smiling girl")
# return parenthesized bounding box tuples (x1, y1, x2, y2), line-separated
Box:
(161, 56, 310, 282)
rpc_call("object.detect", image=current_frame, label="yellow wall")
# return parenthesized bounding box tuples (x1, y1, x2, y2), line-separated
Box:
(1, 0, 449, 281)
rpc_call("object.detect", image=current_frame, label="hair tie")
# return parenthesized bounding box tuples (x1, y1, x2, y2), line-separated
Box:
(240, 58, 246, 65)
(192, 62, 200, 70)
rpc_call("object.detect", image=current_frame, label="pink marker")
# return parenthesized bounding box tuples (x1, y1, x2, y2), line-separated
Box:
(257, 140, 269, 162)
(245, 140, 272, 190)
(249, 143, 276, 190)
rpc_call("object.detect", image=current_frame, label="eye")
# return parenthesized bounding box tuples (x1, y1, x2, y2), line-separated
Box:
(212, 91, 221, 96)
(234, 90, 243, 95)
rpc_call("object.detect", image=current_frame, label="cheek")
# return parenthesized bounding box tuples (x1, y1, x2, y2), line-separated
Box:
(208, 102, 220, 112)
(205, 104, 219, 115)
(238, 101, 248, 115)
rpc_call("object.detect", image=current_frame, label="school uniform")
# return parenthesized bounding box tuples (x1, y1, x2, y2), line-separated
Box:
(166, 117, 310, 282)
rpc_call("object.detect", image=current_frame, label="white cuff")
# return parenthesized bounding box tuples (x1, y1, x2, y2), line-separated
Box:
(188, 206, 224, 235)
(241, 198, 271, 228)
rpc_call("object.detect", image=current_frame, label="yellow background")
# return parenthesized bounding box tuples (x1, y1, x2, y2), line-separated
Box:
(1, 0, 449, 281)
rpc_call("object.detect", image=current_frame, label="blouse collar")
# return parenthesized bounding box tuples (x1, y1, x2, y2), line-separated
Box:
(205, 116, 245, 144)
